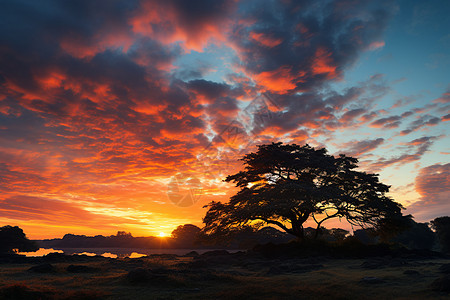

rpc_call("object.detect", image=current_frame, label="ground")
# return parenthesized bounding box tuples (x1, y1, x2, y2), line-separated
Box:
(0, 251, 449, 299)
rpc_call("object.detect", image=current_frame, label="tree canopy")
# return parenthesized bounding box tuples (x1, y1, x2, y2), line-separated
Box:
(171, 224, 201, 241)
(203, 142, 403, 240)
(0, 225, 38, 254)
(431, 216, 450, 253)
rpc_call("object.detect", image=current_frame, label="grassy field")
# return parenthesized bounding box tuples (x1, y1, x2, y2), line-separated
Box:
(0, 252, 449, 299)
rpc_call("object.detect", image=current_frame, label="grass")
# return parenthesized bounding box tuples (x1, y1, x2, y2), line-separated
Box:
(0, 254, 449, 299)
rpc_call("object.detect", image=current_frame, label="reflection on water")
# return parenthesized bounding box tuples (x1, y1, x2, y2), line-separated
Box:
(18, 248, 63, 257)
(19, 248, 140, 258)
(128, 252, 147, 258)
(101, 252, 118, 259)
(73, 252, 97, 257)
(19, 248, 235, 258)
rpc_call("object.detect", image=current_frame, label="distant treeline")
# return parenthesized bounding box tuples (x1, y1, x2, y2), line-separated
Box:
(27, 216, 450, 253)
(36, 226, 296, 249)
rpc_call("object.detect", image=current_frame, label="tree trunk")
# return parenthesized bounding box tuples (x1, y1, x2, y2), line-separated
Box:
(314, 223, 322, 239)
(291, 220, 304, 242)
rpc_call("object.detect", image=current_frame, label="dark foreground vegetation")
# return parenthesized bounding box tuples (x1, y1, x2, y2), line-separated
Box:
(1, 240, 450, 300)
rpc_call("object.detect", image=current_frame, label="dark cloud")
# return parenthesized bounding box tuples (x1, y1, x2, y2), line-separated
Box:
(187, 79, 231, 104)
(230, 0, 394, 93)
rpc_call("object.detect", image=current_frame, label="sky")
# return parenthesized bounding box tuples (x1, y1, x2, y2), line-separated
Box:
(0, 0, 449, 239)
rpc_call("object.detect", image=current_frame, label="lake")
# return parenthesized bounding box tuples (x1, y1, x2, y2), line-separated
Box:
(19, 248, 241, 258)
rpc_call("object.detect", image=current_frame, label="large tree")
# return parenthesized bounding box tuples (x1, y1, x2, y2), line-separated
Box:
(0, 225, 38, 254)
(203, 142, 403, 240)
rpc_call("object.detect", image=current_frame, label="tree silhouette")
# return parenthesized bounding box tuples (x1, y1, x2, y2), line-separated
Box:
(431, 216, 450, 253)
(0, 225, 38, 254)
(171, 224, 201, 247)
(374, 214, 435, 249)
(203, 142, 403, 240)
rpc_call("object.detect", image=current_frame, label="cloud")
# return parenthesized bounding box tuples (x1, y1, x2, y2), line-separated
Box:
(406, 163, 450, 221)
(130, 0, 236, 51)
(341, 138, 385, 158)
(433, 90, 450, 104)
(399, 115, 441, 136)
(230, 0, 394, 93)
(443, 114, 450, 122)
(368, 136, 442, 172)
(0, 195, 146, 228)
(370, 115, 402, 129)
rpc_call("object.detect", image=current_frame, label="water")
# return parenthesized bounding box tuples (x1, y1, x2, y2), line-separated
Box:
(19, 248, 241, 258)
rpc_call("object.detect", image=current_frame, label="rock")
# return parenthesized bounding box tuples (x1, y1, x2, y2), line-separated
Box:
(439, 263, 450, 274)
(360, 277, 383, 284)
(66, 264, 99, 273)
(28, 263, 55, 273)
(430, 275, 450, 292)
(403, 270, 420, 275)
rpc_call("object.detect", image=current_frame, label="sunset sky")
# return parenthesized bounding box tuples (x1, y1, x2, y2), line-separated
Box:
(0, 0, 449, 239)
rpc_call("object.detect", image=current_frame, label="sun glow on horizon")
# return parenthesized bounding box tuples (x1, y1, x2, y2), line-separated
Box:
(158, 232, 167, 237)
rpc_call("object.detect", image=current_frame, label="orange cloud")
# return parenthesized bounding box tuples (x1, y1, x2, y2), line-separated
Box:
(253, 66, 301, 93)
(312, 48, 337, 78)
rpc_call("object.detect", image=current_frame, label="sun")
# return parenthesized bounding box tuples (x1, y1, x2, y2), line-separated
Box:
(158, 232, 167, 237)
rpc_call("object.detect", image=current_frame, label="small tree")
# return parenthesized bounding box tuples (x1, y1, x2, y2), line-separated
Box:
(171, 224, 201, 247)
(203, 142, 403, 240)
(431, 216, 450, 253)
(0, 225, 38, 254)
